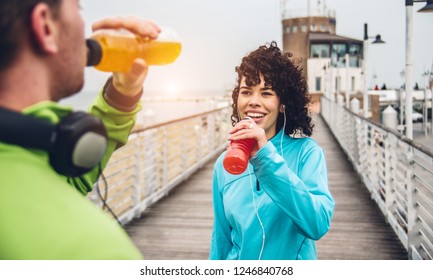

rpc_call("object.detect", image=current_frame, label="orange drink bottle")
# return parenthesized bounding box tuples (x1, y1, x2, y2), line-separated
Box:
(223, 138, 256, 175)
(86, 27, 182, 72)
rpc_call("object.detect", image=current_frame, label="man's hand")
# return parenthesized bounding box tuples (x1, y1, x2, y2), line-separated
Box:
(92, 16, 161, 97)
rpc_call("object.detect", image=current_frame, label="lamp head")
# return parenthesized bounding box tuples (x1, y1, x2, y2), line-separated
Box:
(418, 0, 433, 13)
(373, 34, 385, 44)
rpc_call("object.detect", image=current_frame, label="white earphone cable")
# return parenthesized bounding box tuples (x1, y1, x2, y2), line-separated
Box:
(280, 108, 286, 157)
(248, 165, 266, 260)
(244, 106, 286, 260)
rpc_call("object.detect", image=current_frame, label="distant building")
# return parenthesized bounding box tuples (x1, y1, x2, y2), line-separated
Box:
(281, 4, 364, 109)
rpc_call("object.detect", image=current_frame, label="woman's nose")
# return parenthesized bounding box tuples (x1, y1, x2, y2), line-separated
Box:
(248, 92, 260, 106)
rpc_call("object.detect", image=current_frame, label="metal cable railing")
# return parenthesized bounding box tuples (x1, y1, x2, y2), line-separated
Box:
(88, 106, 232, 226)
(321, 96, 433, 260)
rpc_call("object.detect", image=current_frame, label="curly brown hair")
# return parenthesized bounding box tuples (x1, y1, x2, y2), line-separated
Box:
(231, 41, 314, 137)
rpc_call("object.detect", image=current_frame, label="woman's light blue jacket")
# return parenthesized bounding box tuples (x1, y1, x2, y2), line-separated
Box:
(209, 129, 334, 260)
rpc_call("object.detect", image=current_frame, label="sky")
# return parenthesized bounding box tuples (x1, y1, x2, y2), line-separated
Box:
(79, 0, 433, 97)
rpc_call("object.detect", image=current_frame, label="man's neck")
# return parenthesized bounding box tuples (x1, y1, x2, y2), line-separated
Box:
(0, 53, 51, 111)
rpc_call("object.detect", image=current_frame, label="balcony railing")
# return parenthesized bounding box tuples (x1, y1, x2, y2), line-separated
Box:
(281, 8, 336, 20)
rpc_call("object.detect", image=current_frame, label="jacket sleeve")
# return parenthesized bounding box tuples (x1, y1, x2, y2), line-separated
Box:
(250, 140, 334, 240)
(68, 78, 142, 195)
(209, 160, 232, 260)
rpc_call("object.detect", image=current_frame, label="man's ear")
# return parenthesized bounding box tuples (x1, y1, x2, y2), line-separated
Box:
(30, 3, 58, 54)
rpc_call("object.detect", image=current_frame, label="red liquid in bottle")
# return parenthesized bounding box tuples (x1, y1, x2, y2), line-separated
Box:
(223, 138, 255, 175)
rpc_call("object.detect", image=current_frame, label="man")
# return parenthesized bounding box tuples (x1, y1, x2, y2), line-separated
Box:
(0, 0, 160, 259)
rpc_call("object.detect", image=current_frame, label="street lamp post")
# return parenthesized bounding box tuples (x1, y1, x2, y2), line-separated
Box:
(362, 35, 368, 117)
(421, 69, 432, 134)
(345, 53, 350, 108)
(404, 0, 433, 139)
(421, 70, 430, 134)
(362, 23, 385, 118)
(400, 70, 405, 127)
(405, 0, 414, 139)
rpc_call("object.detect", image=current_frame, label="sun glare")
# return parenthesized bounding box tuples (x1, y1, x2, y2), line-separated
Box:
(166, 84, 179, 96)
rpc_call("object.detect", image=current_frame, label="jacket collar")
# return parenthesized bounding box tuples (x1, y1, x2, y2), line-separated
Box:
(22, 101, 74, 124)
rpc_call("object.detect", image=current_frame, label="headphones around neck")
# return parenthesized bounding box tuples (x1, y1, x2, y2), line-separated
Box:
(0, 107, 108, 177)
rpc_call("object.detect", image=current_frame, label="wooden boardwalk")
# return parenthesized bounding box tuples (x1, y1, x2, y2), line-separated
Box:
(124, 114, 408, 260)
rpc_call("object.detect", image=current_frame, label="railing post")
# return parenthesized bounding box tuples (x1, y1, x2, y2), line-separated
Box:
(182, 123, 187, 175)
(405, 145, 418, 259)
(348, 99, 360, 165)
(347, 110, 354, 159)
(350, 98, 360, 115)
(360, 120, 369, 182)
(133, 135, 142, 219)
(209, 113, 216, 150)
(337, 94, 344, 106)
(366, 124, 377, 194)
(352, 114, 360, 168)
(382, 132, 393, 219)
(336, 102, 343, 145)
(143, 129, 158, 207)
(161, 127, 168, 189)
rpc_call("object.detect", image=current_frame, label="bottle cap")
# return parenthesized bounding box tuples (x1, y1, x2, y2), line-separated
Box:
(86, 39, 102, 67)
(157, 26, 181, 42)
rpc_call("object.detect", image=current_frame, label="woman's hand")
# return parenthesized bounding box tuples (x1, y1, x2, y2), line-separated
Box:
(92, 16, 161, 97)
(227, 117, 268, 157)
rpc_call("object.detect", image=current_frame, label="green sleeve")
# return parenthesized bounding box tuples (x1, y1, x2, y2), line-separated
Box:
(68, 85, 142, 195)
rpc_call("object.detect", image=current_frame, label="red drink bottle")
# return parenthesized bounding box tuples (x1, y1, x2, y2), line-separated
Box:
(223, 138, 255, 175)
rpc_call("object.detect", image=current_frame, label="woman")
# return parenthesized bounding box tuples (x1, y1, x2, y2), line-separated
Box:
(209, 42, 334, 260)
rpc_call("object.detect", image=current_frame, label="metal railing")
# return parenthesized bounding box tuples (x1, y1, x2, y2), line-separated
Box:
(280, 7, 336, 20)
(88, 106, 232, 226)
(321, 96, 433, 260)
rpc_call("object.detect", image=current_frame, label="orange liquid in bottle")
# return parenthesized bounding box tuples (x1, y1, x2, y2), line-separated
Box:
(90, 30, 182, 72)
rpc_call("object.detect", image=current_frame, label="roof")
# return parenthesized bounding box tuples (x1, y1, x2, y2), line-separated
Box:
(308, 32, 362, 44)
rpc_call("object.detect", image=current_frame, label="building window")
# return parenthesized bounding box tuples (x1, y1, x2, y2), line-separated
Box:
(351, 76, 355, 91)
(292, 25, 298, 33)
(321, 24, 326, 31)
(315, 77, 322, 92)
(301, 25, 307, 32)
(331, 43, 347, 67)
(349, 44, 361, 67)
(311, 24, 317, 31)
(285, 26, 290, 33)
(310, 44, 330, 58)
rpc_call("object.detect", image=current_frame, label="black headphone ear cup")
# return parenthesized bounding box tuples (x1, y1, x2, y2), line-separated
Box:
(49, 112, 108, 177)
